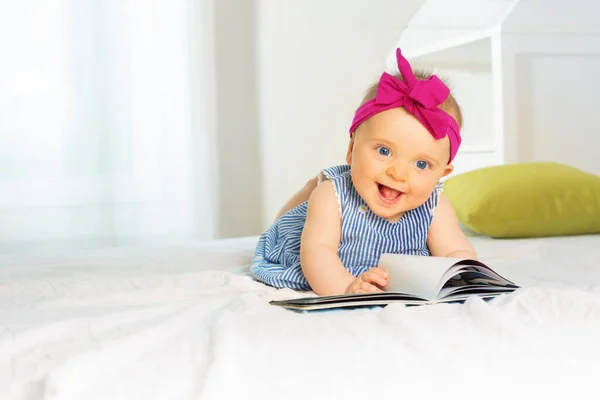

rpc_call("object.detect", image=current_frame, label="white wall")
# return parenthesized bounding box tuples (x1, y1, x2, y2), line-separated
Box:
(212, 0, 263, 238)
(513, 54, 600, 175)
(499, 33, 600, 175)
(255, 0, 421, 228)
(211, 0, 425, 235)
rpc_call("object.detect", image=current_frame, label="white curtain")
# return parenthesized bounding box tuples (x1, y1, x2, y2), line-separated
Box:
(0, 0, 216, 253)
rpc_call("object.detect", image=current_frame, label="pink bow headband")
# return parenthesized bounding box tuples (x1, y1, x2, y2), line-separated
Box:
(349, 48, 461, 163)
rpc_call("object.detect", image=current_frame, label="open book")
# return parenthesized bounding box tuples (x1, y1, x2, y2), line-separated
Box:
(269, 254, 520, 311)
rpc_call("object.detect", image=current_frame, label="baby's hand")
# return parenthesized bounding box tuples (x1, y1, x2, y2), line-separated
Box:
(345, 267, 388, 294)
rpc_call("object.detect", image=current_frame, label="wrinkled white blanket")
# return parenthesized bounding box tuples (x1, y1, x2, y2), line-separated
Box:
(1, 235, 600, 400)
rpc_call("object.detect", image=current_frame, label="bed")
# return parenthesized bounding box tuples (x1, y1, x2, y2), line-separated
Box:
(2, 234, 600, 399)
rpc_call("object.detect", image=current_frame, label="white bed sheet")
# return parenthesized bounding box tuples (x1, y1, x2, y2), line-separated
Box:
(1, 235, 600, 400)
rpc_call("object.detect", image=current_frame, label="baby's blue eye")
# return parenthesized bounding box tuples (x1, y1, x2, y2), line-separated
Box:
(415, 160, 429, 170)
(376, 146, 391, 157)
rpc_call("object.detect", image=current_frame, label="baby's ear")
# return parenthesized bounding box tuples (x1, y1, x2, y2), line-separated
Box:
(442, 164, 454, 177)
(345, 137, 355, 165)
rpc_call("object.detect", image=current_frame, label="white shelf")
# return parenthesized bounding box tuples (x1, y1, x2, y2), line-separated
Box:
(403, 29, 494, 66)
(392, 0, 600, 176)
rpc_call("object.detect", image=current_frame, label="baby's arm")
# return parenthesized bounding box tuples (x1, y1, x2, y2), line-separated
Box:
(427, 194, 478, 260)
(300, 180, 386, 295)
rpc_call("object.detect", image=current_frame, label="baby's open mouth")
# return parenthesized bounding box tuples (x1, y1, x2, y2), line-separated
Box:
(377, 183, 402, 201)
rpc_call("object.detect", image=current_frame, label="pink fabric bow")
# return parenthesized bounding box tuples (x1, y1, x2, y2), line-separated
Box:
(349, 48, 461, 163)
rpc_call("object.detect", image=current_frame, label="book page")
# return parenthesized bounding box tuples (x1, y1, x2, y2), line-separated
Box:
(440, 262, 516, 287)
(269, 292, 430, 311)
(437, 284, 515, 299)
(379, 254, 464, 301)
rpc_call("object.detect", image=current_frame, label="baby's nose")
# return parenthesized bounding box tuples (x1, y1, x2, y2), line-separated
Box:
(386, 164, 408, 181)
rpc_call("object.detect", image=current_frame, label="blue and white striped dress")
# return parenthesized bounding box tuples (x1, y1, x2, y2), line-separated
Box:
(249, 165, 443, 291)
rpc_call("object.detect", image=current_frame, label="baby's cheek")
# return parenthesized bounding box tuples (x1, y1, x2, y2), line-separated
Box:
(408, 184, 434, 205)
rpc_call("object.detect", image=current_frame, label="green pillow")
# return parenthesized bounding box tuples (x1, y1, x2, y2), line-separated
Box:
(443, 162, 600, 238)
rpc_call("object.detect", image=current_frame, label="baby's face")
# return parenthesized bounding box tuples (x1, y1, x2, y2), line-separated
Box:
(346, 107, 454, 222)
